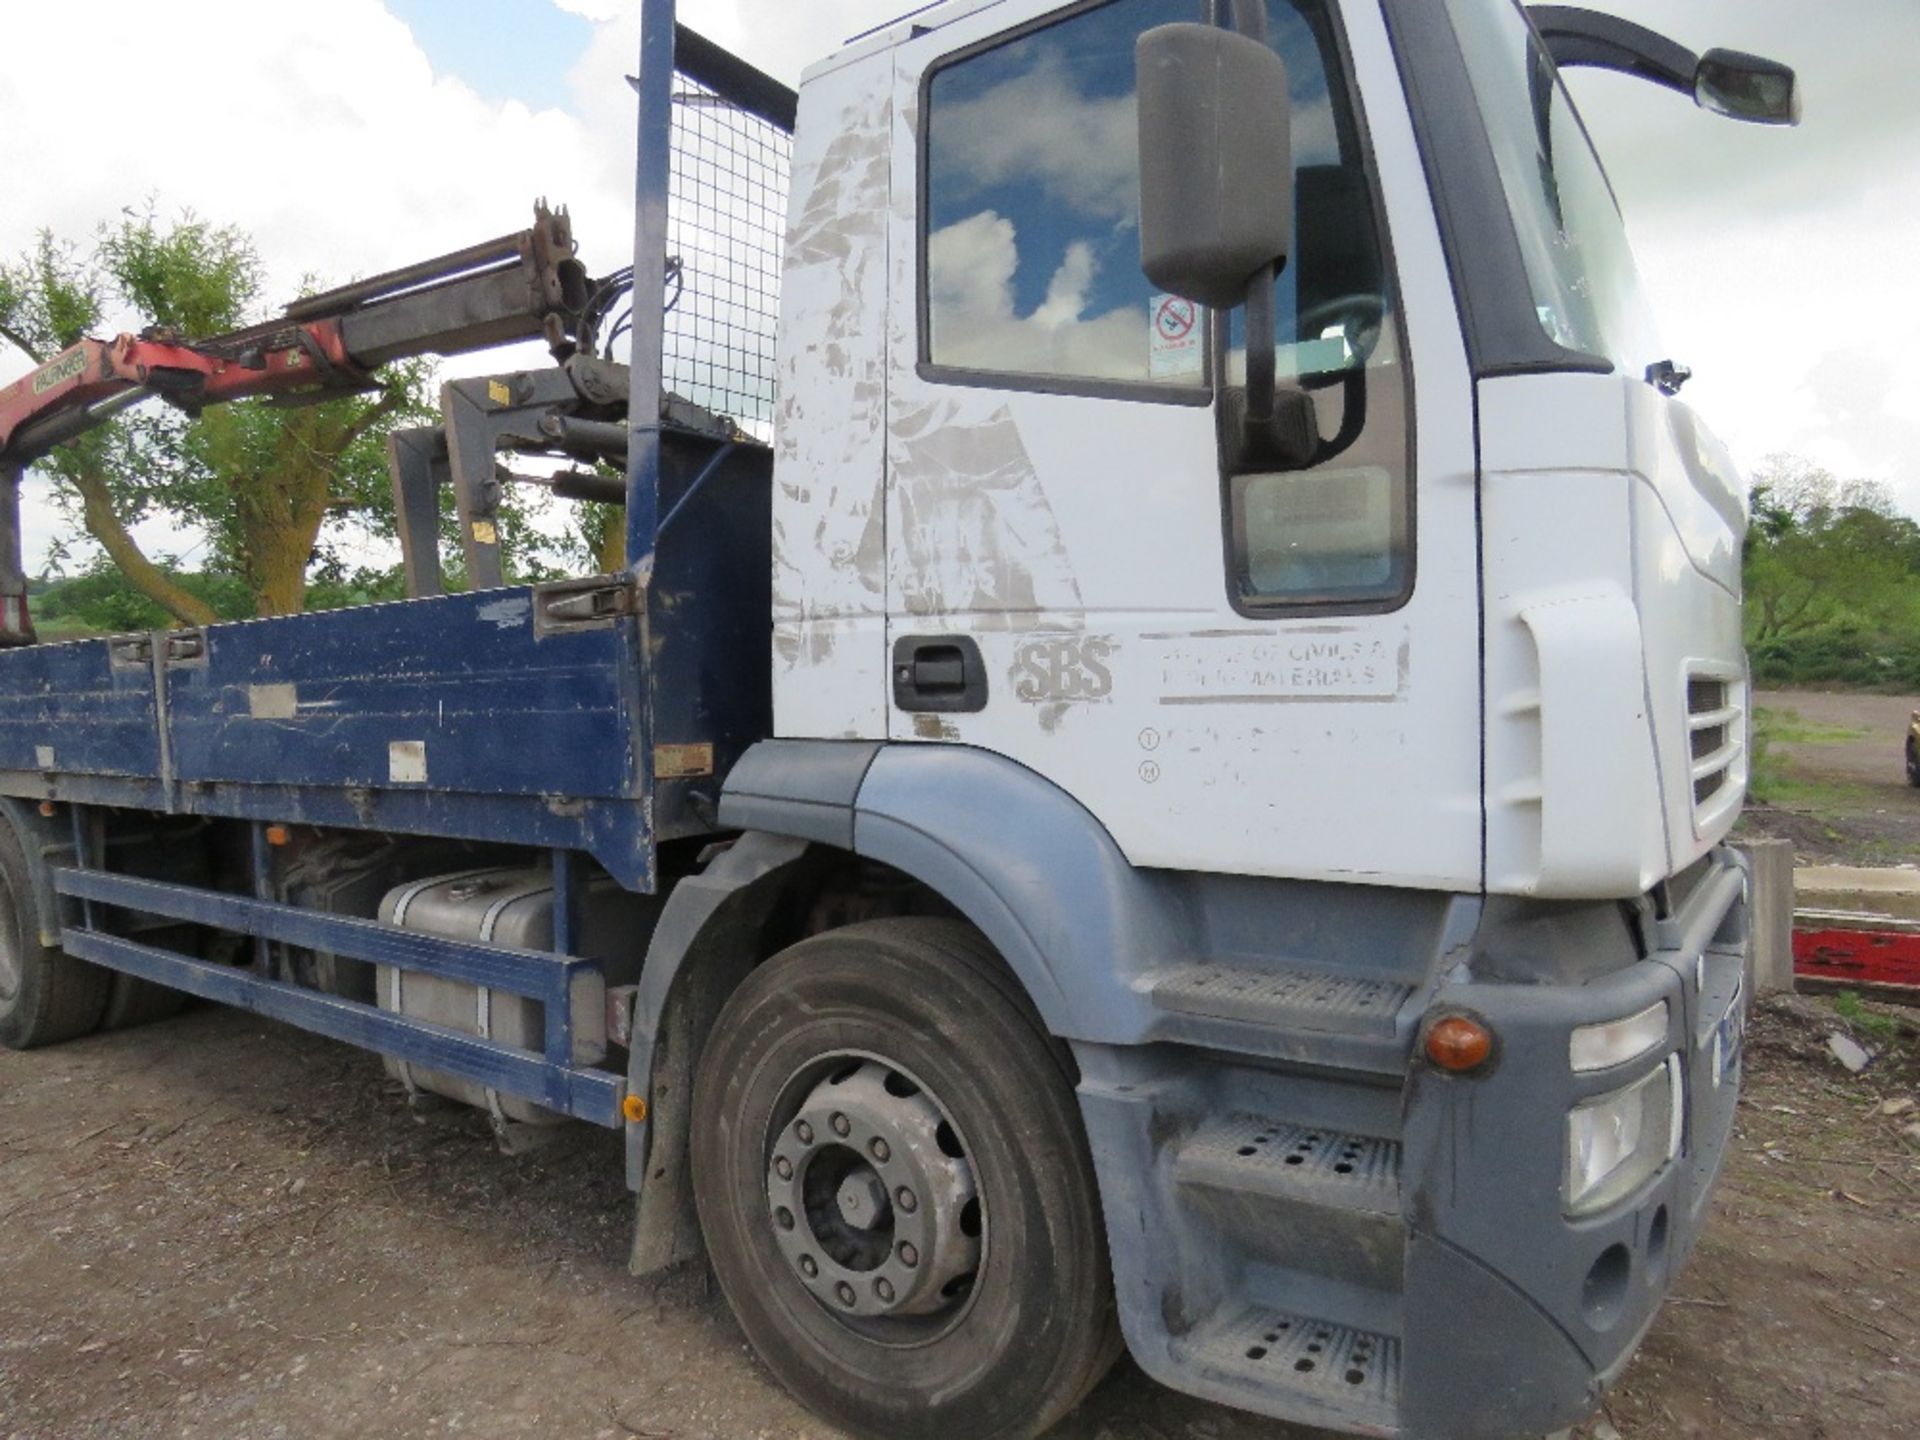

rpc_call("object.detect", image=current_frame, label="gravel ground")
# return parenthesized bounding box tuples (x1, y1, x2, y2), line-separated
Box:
(2, 991, 1915, 1440)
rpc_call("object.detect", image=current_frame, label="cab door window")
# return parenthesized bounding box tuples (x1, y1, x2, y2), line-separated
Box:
(921, 0, 1411, 612)
(923, 0, 1199, 394)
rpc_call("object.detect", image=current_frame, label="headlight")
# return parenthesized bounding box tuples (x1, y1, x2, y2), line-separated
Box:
(1569, 1000, 1669, 1073)
(1565, 1057, 1682, 1215)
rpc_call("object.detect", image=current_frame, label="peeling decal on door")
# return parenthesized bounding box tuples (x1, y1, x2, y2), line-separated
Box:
(772, 81, 894, 686)
(888, 400, 1083, 628)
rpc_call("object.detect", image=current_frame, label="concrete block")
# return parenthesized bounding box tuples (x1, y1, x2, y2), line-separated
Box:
(1738, 839, 1796, 997)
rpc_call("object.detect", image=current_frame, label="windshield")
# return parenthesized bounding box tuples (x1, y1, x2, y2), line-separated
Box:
(1445, 0, 1661, 373)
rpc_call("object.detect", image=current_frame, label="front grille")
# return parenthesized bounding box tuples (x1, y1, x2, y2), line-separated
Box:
(1687, 674, 1741, 813)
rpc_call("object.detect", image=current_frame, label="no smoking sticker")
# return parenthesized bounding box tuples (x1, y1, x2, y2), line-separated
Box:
(1149, 293, 1201, 379)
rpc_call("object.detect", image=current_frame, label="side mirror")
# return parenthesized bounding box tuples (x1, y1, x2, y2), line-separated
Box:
(1695, 48, 1802, 126)
(1136, 23, 1293, 310)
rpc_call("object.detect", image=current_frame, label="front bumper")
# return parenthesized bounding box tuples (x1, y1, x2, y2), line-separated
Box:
(1398, 848, 1749, 1437)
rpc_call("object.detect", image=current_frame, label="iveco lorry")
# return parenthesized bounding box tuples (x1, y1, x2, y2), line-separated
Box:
(0, 1, 1794, 1435)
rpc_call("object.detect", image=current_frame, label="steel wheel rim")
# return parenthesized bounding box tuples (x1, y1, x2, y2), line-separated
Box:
(763, 1050, 988, 1348)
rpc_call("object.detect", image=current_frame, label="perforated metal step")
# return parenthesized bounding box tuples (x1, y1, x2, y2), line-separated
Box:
(1152, 963, 1412, 1038)
(1177, 1116, 1402, 1214)
(1177, 1306, 1401, 1432)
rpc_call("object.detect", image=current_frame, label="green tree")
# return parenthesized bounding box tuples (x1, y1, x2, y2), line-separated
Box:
(0, 207, 432, 622)
(1743, 453, 1920, 644)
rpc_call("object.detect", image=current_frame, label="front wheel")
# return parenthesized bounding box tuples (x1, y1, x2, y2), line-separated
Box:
(691, 919, 1120, 1440)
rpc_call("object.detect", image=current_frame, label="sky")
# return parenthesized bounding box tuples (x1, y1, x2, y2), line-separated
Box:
(0, 0, 1915, 572)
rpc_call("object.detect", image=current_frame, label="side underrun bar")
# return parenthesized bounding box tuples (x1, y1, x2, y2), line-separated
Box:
(53, 868, 626, 1128)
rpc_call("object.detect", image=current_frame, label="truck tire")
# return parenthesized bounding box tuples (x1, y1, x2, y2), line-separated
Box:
(0, 817, 109, 1050)
(691, 918, 1120, 1440)
(100, 969, 189, 1031)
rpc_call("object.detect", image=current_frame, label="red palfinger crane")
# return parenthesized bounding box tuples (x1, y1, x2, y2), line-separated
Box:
(0, 203, 593, 643)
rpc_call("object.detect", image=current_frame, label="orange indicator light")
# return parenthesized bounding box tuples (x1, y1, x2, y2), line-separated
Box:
(1425, 1015, 1494, 1073)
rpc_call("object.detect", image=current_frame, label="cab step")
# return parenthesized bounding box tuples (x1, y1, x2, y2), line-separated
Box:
(1173, 1304, 1401, 1435)
(1151, 963, 1411, 1037)
(1175, 1115, 1401, 1213)
(1174, 1115, 1406, 1288)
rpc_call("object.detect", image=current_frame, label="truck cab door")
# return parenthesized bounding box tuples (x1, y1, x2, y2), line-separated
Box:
(880, 0, 1485, 890)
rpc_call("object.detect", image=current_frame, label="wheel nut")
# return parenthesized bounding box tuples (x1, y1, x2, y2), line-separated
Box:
(800, 1255, 818, 1278)
(775, 1207, 795, 1231)
(898, 1242, 919, 1268)
(773, 1156, 793, 1181)
(831, 1112, 851, 1138)
(796, 1121, 815, 1145)
(869, 1138, 891, 1163)
(875, 1278, 895, 1304)
(896, 1186, 918, 1214)
(836, 1282, 856, 1308)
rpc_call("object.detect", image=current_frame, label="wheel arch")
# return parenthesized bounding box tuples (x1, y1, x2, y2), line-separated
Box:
(626, 742, 1174, 1275)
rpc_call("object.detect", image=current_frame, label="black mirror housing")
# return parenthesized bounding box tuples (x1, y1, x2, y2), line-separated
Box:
(1136, 23, 1294, 310)
(1695, 48, 1802, 126)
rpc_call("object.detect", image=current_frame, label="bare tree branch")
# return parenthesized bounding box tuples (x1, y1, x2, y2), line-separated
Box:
(0, 322, 46, 368)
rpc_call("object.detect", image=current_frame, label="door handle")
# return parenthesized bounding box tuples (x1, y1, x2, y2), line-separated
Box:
(893, 635, 987, 714)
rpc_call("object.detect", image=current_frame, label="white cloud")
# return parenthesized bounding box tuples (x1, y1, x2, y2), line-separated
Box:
(551, 0, 626, 20)
(931, 47, 1141, 222)
(929, 210, 1147, 380)
(0, 0, 644, 571)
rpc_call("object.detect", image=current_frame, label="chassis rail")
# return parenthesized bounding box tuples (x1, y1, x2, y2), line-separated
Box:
(54, 864, 628, 1128)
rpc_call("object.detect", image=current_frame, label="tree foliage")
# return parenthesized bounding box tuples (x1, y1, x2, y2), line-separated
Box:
(1744, 453, 1920, 689)
(0, 207, 433, 622)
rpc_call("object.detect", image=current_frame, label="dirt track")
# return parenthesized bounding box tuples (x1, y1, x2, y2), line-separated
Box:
(3, 994, 1916, 1440)
(1754, 689, 1917, 791)
(1745, 689, 1920, 865)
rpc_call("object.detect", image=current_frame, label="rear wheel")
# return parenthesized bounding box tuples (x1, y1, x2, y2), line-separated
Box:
(0, 818, 109, 1049)
(100, 967, 189, 1031)
(691, 919, 1119, 1440)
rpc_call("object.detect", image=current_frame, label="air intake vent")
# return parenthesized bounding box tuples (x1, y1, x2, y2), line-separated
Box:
(1687, 673, 1742, 814)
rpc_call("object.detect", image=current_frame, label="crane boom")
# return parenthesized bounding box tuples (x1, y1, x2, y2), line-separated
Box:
(0, 202, 592, 645)
(0, 202, 590, 466)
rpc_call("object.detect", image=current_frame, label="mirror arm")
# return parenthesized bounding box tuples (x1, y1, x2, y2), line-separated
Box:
(1244, 264, 1279, 432)
(1226, 0, 1268, 43)
(1229, 261, 1319, 476)
(1526, 6, 1800, 125)
(1525, 6, 1697, 97)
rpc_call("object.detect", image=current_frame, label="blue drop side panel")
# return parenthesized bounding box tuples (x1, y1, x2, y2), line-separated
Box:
(0, 638, 160, 778)
(165, 589, 642, 799)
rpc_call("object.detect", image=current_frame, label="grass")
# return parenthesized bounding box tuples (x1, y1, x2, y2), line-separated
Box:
(1751, 772, 1876, 812)
(1747, 707, 1877, 810)
(1829, 990, 1904, 1042)
(1753, 706, 1870, 746)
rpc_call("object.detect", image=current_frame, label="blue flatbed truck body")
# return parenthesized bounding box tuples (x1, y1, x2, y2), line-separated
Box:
(0, 424, 772, 1125)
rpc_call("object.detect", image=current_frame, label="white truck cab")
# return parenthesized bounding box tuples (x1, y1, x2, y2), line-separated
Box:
(706, 0, 1781, 1434)
(0, 3, 1792, 1437)
(772, 0, 1753, 898)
